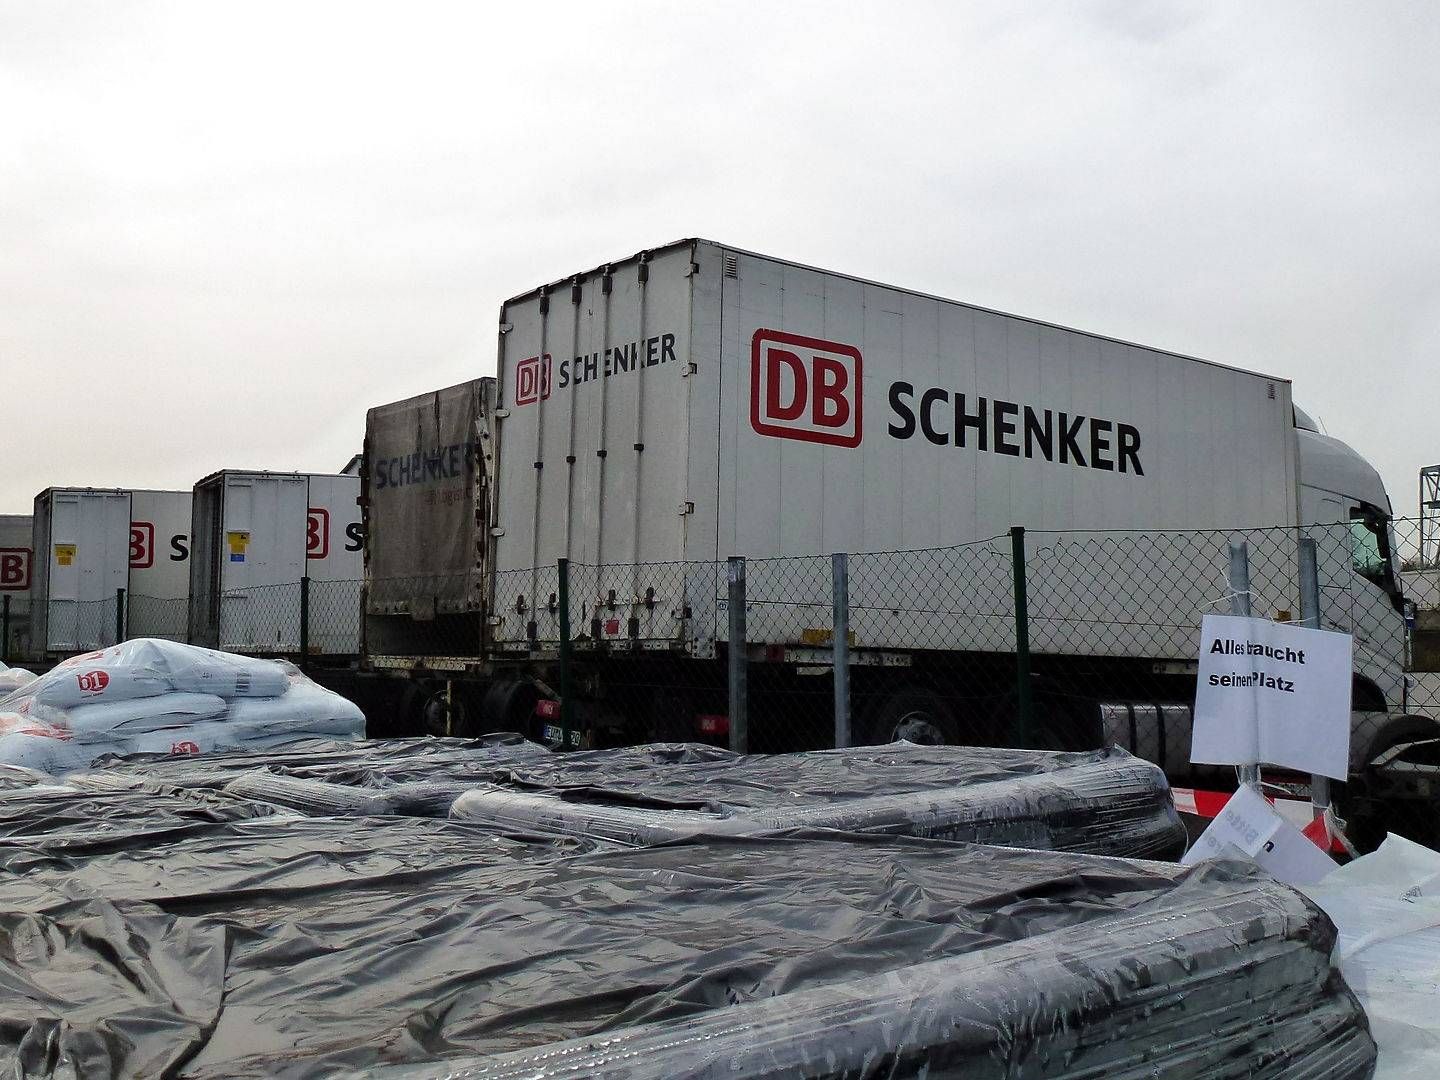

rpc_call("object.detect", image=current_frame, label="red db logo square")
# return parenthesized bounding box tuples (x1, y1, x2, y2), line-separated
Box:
(515, 354, 553, 406)
(0, 548, 30, 591)
(750, 330, 862, 447)
(306, 507, 330, 559)
(129, 522, 155, 569)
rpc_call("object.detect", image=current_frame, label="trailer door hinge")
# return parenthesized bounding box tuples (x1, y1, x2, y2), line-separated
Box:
(489, 526, 505, 537)
(678, 501, 694, 515)
(498, 322, 513, 334)
(493, 408, 511, 419)
(683, 261, 700, 277)
(681, 362, 697, 377)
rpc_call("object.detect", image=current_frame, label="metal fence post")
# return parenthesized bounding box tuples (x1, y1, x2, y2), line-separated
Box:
(115, 587, 126, 645)
(1010, 526, 1033, 748)
(727, 557, 747, 754)
(1297, 536, 1331, 822)
(557, 558, 574, 748)
(1227, 541, 1260, 788)
(832, 552, 851, 749)
(299, 576, 311, 671)
(1, 594, 9, 664)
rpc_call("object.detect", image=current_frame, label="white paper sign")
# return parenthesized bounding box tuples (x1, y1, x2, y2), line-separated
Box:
(1191, 613, 1352, 780)
(1181, 784, 1336, 885)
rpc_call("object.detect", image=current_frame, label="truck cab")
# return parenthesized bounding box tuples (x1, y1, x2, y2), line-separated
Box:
(1294, 404, 1407, 722)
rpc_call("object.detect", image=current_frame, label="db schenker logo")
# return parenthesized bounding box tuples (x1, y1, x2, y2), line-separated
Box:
(515, 354, 553, 406)
(750, 329, 862, 448)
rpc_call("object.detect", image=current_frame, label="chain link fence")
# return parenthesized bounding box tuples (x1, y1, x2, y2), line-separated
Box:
(9, 514, 1436, 853)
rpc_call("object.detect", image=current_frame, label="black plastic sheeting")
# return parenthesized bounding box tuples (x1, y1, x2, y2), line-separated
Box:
(0, 793, 1374, 1080)
(450, 742, 1188, 860)
(89, 739, 1186, 860)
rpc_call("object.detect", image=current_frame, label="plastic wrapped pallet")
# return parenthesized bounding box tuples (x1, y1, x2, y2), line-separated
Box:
(0, 665, 36, 695)
(0, 822, 1374, 1079)
(0, 638, 365, 774)
(452, 742, 1187, 858)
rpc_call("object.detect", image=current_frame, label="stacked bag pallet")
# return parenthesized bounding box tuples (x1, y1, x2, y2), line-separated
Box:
(0, 638, 364, 774)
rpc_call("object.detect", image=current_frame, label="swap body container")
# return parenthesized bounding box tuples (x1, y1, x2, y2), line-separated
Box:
(28, 488, 192, 654)
(480, 239, 1298, 659)
(0, 514, 34, 661)
(189, 471, 362, 656)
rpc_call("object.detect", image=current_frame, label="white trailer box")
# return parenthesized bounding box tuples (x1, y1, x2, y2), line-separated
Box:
(29, 488, 191, 654)
(486, 240, 1299, 658)
(0, 514, 33, 661)
(189, 471, 361, 656)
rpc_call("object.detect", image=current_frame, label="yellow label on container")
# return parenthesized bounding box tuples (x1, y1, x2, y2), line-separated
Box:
(53, 543, 76, 567)
(226, 531, 250, 562)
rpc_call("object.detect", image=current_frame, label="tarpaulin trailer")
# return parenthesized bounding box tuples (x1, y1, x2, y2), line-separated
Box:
(28, 488, 191, 655)
(189, 470, 362, 657)
(360, 240, 1410, 751)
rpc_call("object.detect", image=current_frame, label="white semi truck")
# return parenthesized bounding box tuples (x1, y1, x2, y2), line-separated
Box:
(359, 240, 1427, 790)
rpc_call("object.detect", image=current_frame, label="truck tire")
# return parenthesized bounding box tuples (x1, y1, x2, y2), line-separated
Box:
(480, 679, 541, 737)
(863, 687, 959, 746)
(1337, 713, 1440, 852)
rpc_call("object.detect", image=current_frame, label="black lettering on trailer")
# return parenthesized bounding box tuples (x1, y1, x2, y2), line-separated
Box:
(1023, 406, 1053, 460)
(920, 388, 948, 446)
(345, 522, 365, 551)
(993, 400, 1020, 456)
(888, 382, 917, 439)
(1118, 424, 1143, 474)
(169, 534, 189, 561)
(955, 395, 987, 450)
(1090, 418, 1114, 471)
(558, 359, 571, 388)
(1058, 413, 1087, 467)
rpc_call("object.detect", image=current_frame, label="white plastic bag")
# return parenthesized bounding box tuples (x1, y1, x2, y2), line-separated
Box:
(1303, 835, 1440, 1080)
(0, 666, 36, 696)
(224, 680, 365, 738)
(62, 693, 228, 741)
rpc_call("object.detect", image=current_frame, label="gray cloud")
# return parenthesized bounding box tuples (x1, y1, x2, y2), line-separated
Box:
(2, 1, 1437, 515)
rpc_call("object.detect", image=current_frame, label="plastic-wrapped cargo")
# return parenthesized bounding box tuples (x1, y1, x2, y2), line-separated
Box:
(1302, 835, 1440, 1080)
(0, 819, 1373, 1080)
(451, 741, 1187, 859)
(0, 665, 36, 695)
(0, 638, 365, 774)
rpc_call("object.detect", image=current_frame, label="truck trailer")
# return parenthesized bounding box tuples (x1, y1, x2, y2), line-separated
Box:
(360, 239, 1422, 773)
(0, 514, 33, 663)
(29, 487, 192, 655)
(188, 470, 362, 657)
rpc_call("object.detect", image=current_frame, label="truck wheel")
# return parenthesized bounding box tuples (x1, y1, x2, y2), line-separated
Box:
(864, 687, 959, 746)
(420, 687, 471, 738)
(1337, 713, 1440, 853)
(646, 686, 693, 744)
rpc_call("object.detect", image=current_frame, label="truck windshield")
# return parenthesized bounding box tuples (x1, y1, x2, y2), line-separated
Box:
(1350, 507, 1404, 612)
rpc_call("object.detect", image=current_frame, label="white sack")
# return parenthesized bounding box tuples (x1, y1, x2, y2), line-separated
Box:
(224, 680, 365, 738)
(63, 693, 228, 741)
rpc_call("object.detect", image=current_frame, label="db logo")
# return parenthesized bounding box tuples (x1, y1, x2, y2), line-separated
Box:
(0, 548, 30, 591)
(170, 740, 200, 755)
(750, 329, 862, 448)
(307, 508, 330, 560)
(76, 670, 110, 694)
(515, 354, 553, 406)
(129, 521, 155, 569)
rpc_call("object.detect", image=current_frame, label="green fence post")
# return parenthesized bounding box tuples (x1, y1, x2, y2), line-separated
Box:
(115, 587, 127, 645)
(1010, 526, 1033, 749)
(557, 558, 574, 749)
(299, 576, 311, 672)
(1, 594, 9, 664)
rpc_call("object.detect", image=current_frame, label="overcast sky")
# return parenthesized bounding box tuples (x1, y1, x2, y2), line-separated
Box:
(3, 1, 1437, 518)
